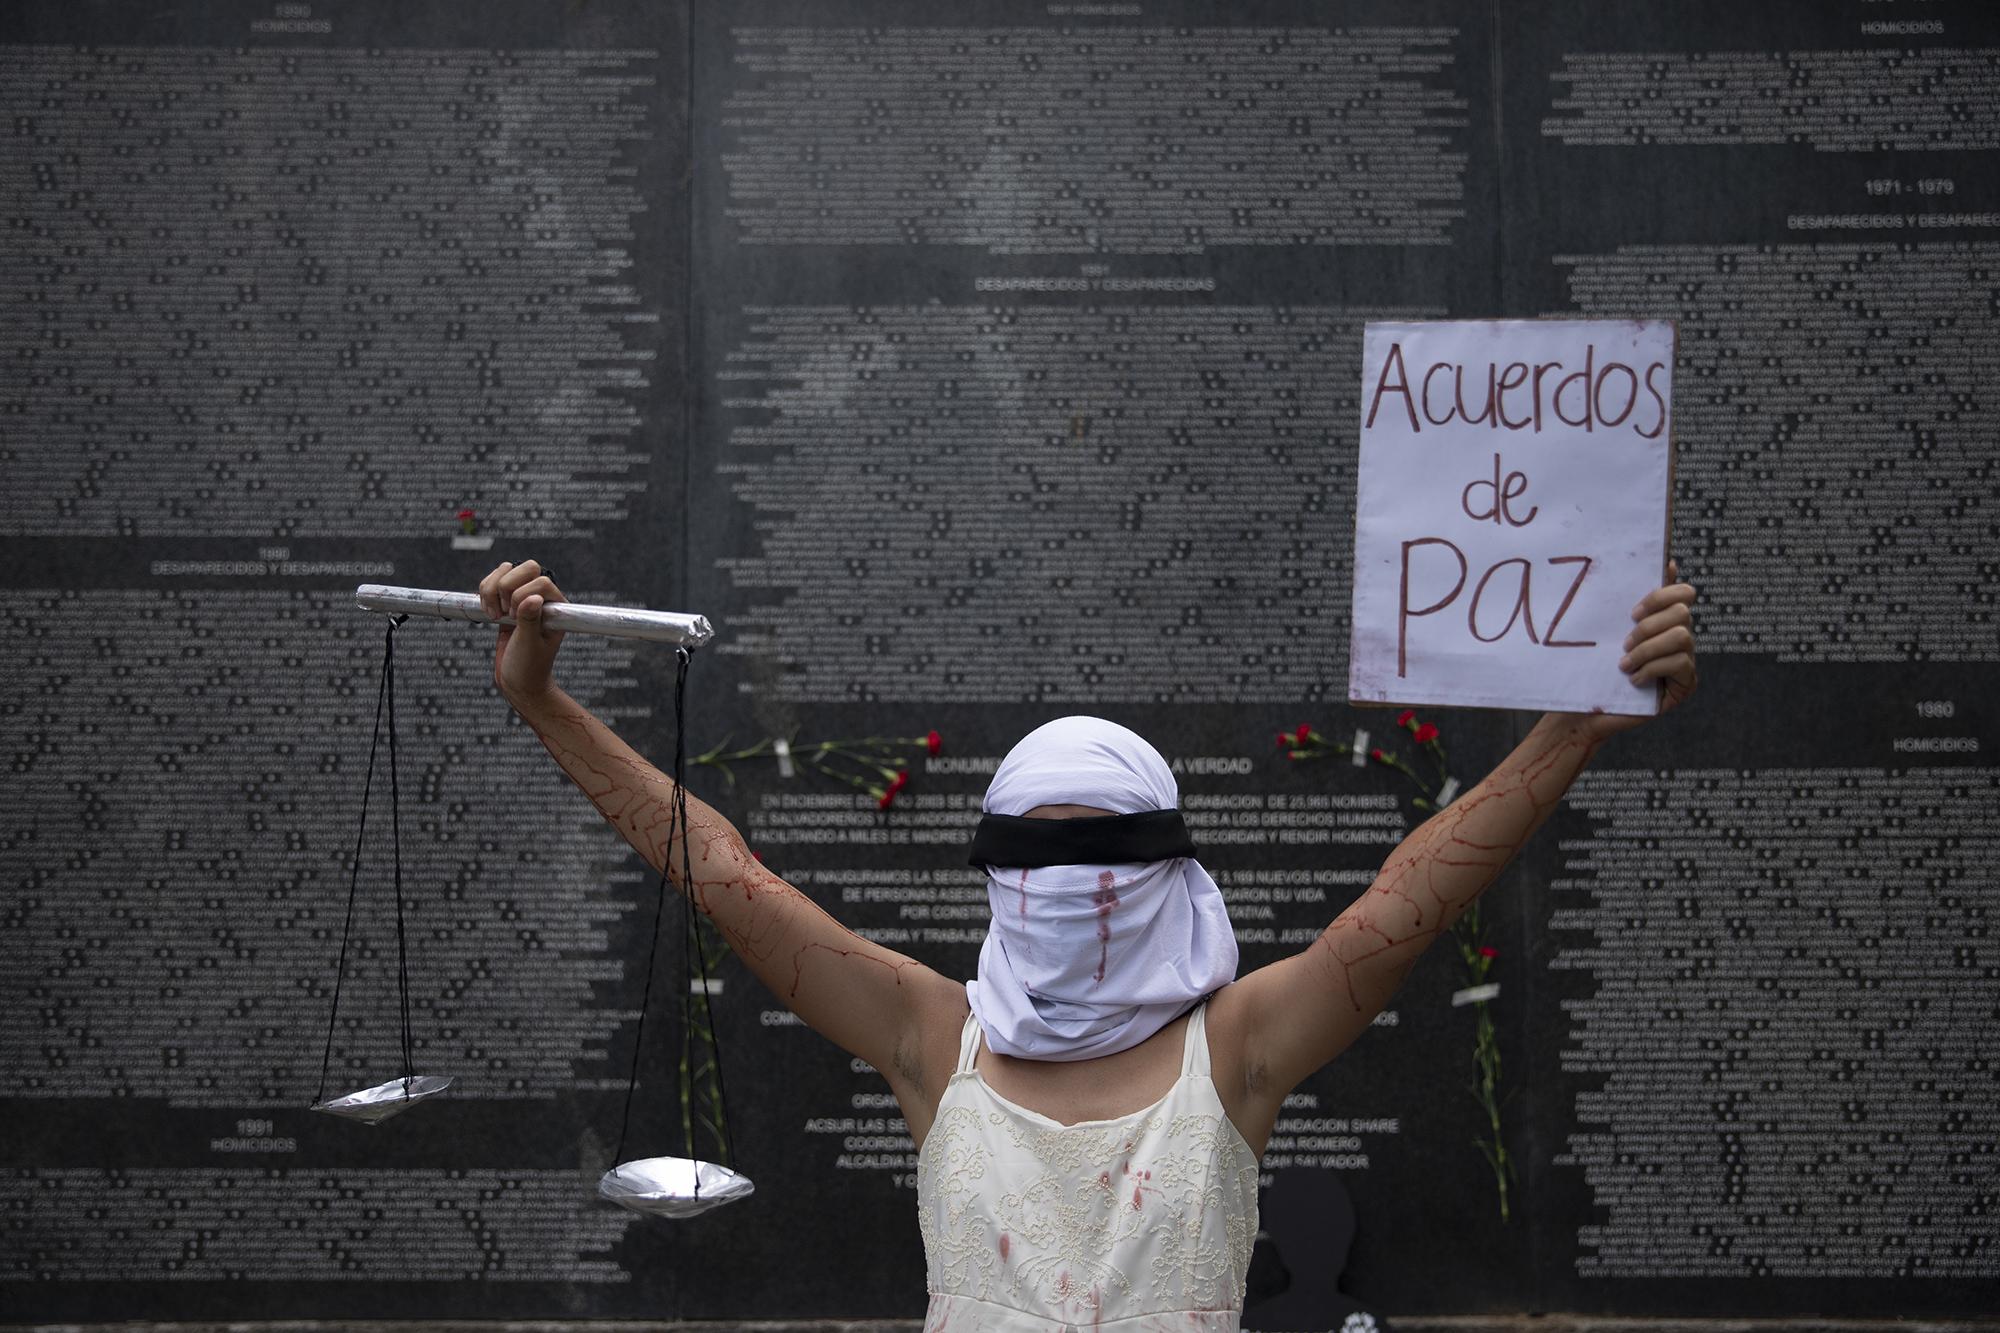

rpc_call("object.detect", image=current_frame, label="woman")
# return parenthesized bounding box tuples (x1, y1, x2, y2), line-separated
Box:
(476, 558, 1699, 1331)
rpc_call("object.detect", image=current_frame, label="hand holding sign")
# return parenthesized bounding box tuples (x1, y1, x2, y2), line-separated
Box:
(1565, 558, 1699, 741)
(1348, 319, 1680, 717)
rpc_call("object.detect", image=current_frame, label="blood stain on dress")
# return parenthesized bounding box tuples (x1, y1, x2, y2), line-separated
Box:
(998, 1233, 1011, 1261)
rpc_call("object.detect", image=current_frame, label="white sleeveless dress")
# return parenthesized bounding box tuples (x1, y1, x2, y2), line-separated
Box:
(916, 1002, 1261, 1333)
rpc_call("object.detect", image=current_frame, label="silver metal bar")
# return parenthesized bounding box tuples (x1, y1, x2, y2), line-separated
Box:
(354, 584, 715, 647)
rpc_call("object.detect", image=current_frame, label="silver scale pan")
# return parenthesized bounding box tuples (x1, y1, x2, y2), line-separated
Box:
(313, 1075, 454, 1124)
(598, 1157, 755, 1217)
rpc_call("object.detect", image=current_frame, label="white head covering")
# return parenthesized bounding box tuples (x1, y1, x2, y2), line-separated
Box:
(965, 716, 1238, 1061)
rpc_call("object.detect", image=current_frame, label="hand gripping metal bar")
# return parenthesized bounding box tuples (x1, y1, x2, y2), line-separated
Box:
(354, 583, 714, 647)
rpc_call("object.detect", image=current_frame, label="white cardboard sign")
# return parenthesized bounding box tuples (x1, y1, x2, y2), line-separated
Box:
(1348, 319, 1675, 716)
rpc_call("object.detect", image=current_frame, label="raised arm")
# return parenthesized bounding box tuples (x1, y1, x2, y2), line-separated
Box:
(1211, 565, 1698, 1148)
(478, 561, 966, 1119)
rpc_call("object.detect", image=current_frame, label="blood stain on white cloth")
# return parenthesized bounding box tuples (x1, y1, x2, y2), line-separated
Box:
(1091, 870, 1120, 982)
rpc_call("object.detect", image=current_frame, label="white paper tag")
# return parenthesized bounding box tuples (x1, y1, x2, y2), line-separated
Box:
(1437, 775, 1460, 805)
(772, 738, 795, 779)
(1451, 982, 1499, 1007)
(1350, 728, 1369, 765)
(690, 978, 724, 996)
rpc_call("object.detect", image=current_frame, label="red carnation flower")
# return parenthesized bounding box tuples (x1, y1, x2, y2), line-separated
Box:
(1413, 722, 1439, 744)
(751, 850, 765, 864)
(877, 788, 896, 810)
(1276, 731, 1292, 750)
(1295, 724, 1312, 744)
(1478, 945, 1498, 959)
(889, 770, 909, 792)
(926, 730, 942, 756)
(1396, 708, 1415, 727)
(1369, 747, 1386, 762)
(456, 507, 476, 520)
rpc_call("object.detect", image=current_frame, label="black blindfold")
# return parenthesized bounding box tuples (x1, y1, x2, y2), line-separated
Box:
(968, 809, 1198, 868)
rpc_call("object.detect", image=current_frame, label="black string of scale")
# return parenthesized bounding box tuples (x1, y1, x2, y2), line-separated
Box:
(596, 646, 752, 1216)
(311, 611, 451, 1122)
(312, 584, 750, 1217)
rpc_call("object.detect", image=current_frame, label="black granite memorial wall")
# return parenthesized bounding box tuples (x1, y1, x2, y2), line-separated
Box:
(3, 0, 1994, 1322)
